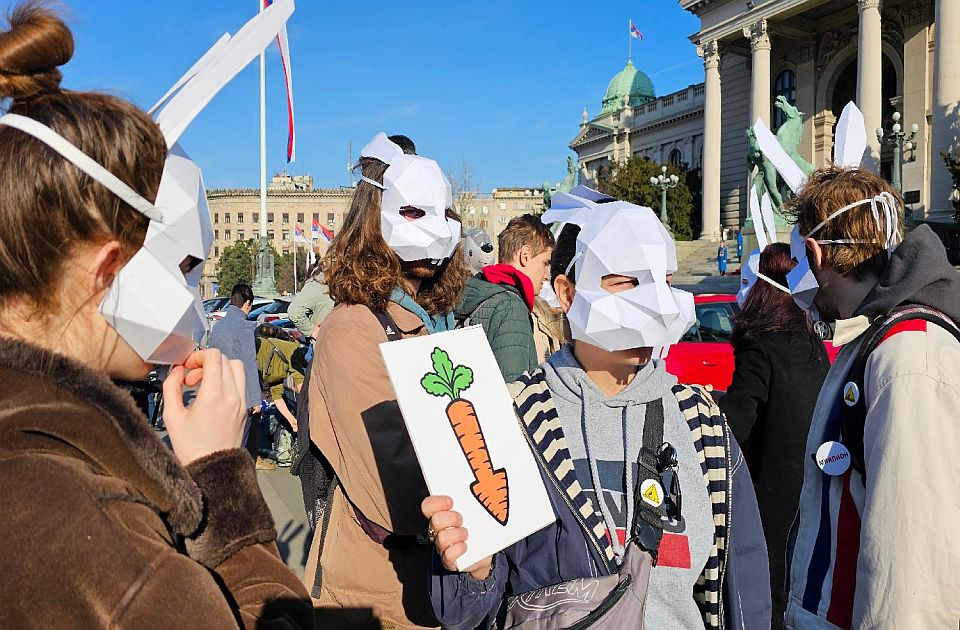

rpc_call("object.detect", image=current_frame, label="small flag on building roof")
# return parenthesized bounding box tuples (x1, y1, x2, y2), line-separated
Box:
(629, 19, 643, 40)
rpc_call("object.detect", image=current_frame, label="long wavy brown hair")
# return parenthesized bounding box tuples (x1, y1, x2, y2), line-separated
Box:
(322, 157, 467, 314)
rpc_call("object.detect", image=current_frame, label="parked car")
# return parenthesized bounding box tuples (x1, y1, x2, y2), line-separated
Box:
(247, 297, 292, 324)
(203, 297, 229, 315)
(209, 296, 271, 323)
(665, 294, 840, 392)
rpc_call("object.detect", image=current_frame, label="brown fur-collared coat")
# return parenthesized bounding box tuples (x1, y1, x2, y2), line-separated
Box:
(0, 338, 314, 628)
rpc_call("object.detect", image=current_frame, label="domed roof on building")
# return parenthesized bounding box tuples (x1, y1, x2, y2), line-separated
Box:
(601, 59, 656, 114)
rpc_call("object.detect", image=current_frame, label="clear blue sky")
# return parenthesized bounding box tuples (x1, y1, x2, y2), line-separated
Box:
(59, 0, 702, 191)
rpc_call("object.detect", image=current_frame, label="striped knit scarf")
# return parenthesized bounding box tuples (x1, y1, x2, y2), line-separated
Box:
(510, 370, 731, 630)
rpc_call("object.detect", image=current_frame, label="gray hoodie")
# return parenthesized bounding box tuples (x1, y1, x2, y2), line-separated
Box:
(542, 345, 714, 629)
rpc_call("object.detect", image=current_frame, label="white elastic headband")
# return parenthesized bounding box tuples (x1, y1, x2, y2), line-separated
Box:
(756, 272, 790, 294)
(360, 175, 386, 190)
(0, 113, 163, 223)
(805, 192, 901, 255)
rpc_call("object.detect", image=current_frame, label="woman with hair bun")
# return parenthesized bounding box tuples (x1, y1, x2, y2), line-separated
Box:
(0, 3, 313, 627)
(719, 242, 830, 630)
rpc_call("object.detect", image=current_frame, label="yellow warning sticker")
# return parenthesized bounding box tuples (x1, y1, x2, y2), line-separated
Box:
(640, 479, 663, 507)
(843, 382, 860, 406)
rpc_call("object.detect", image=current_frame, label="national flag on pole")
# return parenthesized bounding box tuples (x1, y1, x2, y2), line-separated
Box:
(311, 218, 321, 241)
(294, 224, 310, 244)
(629, 20, 643, 40)
(319, 224, 334, 243)
(264, 0, 296, 162)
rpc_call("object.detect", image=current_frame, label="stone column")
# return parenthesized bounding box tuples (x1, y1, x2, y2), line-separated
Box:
(743, 19, 772, 128)
(857, 0, 883, 171)
(931, 0, 960, 215)
(795, 37, 817, 166)
(899, 1, 932, 215)
(698, 39, 722, 241)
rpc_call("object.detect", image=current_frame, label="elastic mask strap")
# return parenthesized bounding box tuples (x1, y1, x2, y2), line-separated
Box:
(360, 175, 386, 190)
(805, 197, 873, 237)
(756, 272, 790, 294)
(806, 193, 902, 256)
(0, 113, 164, 223)
(564, 250, 583, 277)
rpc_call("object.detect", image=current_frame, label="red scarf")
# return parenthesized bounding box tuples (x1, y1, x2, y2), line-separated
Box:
(481, 264, 535, 312)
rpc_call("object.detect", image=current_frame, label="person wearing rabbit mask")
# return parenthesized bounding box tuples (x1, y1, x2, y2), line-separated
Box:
(422, 189, 771, 630)
(781, 167, 960, 629)
(302, 132, 467, 628)
(0, 2, 313, 626)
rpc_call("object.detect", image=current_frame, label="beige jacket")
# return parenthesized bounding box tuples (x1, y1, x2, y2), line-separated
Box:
(785, 314, 960, 629)
(305, 303, 437, 629)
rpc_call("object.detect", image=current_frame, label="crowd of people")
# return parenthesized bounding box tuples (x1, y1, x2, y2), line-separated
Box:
(1, 3, 959, 629)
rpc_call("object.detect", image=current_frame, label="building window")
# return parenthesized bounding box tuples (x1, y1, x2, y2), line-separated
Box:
(214, 213, 219, 224)
(267, 230, 275, 240)
(773, 70, 797, 130)
(297, 212, 304, 223)
(327, 212, 335, 225)
(282, 213, 289, 224)
(313, 213, 320, 224)
(668, 148, 683, 165)
(282, 230, 290, 241)
(224, 230, 231, 240)
(214, 229, 219, 240)
(224, 212, 230, 223)
(237, 231, 245, 241)
(237, 213, 244, 224)
(499, 203, 507, 210)
(267, 212, 274, 222)
(253, 213, 259, 223)
(214, 246, 219, 257)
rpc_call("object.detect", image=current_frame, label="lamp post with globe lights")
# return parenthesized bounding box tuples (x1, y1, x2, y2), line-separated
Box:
(650, 165, 679, 234)
(876, 111, 918, 197)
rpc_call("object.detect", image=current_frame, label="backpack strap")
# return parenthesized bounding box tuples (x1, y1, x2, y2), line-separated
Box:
(372, 308, 403, 341)
(840, 305, 960, 478)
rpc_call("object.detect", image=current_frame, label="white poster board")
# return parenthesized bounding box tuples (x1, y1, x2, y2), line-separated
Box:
(380, 326, 556, 570)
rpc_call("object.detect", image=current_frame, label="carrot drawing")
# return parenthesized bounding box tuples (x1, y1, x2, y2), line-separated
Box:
(420, 347, 509, 525)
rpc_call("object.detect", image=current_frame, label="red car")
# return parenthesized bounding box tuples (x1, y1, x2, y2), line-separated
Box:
(665, 294, 841, 391)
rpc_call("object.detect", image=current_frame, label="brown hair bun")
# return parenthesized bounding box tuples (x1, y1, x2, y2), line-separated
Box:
(0, 1, 74, 100)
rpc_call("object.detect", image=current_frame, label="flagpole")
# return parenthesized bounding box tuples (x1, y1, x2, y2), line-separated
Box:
(628, 19, 632, 62)
(293, 241, 298, 293)
(259, 0, 267, 243)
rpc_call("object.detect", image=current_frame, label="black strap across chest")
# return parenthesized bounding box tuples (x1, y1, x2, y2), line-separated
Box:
(840, 305, 960, 479)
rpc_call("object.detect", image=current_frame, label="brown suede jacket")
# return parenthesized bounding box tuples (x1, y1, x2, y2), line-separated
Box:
(0, 338, 314, 629)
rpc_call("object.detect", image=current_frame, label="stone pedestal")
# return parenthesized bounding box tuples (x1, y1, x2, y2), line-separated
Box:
(251, 237, 279, 298)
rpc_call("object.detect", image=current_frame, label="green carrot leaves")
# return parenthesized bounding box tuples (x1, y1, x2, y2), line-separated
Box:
(420, 347, 474, 400)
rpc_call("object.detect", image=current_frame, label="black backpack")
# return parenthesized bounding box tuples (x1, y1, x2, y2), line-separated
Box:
(839, 304, 960, 478)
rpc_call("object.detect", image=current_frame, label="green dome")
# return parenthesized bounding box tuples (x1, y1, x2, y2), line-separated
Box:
(601, 59, 656, 113)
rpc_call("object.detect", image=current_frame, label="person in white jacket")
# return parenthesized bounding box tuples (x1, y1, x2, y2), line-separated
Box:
(782, 166, 960, 629)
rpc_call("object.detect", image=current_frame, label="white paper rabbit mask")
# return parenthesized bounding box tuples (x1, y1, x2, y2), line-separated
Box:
(542, 187, 695, 352)
(0, 0, 295, 364)
(359, 132, 460, 263)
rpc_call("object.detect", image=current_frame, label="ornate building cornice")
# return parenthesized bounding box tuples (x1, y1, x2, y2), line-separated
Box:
(817, 25, 854, 73)
(206, 187, 353, 199)
(891, 0, 933, 27)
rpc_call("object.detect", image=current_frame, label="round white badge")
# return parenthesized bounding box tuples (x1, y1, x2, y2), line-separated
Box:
(640, 479, 664, 507)
(815, 441, 851, 476)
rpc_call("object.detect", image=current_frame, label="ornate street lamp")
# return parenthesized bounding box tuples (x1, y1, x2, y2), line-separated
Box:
(649, 165, 679, 234)
(876, 111, 918, 196)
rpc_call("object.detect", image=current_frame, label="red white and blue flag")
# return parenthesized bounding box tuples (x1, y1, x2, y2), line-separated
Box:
(294, 224, 309, 244)
(319, 224, 334, 243)
(264, 0, 296, 162)
(629, 19, 643, 40)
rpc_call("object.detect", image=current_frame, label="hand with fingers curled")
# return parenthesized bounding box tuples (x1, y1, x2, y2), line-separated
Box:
(421, 495, 493, 581)
(162, 349, 249, 466)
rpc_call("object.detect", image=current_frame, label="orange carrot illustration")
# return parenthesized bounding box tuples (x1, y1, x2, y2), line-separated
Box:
(421, 347, 509, 525)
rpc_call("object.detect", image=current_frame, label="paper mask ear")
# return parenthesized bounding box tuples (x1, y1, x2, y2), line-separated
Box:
(833, 102, 867, 167)
(541, 192, 595, 226)
(360, 132, 404, 165)
(148, 33, 232, 116)
(760, 192, 778, 244)
(155, 0, 295, 147)
(753, 118, 806, 194)
(749, 189, 768, 250)
(567, 185, 614, 203)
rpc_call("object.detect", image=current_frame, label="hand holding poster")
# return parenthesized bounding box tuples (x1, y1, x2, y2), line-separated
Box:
(380, 326, 555, 570)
